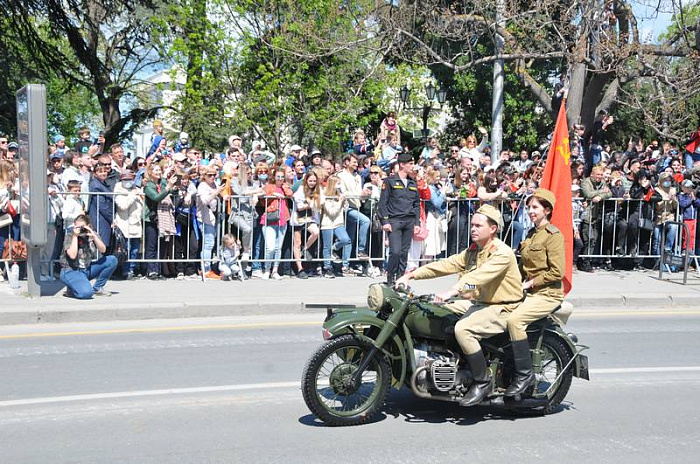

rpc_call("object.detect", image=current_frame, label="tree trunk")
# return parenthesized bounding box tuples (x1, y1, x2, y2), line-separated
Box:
(100, 96, 121, 148)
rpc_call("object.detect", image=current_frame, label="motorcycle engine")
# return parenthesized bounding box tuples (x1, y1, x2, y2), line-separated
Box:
(414, 343, 459, 392)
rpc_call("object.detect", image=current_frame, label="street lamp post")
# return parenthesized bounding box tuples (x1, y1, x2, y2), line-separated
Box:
(399, 82, 447, 142)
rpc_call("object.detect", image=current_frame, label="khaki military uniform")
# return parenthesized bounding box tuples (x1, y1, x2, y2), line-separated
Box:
(507, 223, 565, 341)
(412, 238, 523, 355)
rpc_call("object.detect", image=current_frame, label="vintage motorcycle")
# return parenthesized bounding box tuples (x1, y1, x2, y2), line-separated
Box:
(301, 283, 589, 426)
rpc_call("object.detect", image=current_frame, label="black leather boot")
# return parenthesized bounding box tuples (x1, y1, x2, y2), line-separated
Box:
(460, 351, 491, 407)
(504, 339, 536, 397)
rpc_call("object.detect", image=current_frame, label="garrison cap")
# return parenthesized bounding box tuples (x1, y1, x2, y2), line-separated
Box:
(476, 204, 503, 230)
(397, 153, 413, 164)
(530, 188, 556, 208)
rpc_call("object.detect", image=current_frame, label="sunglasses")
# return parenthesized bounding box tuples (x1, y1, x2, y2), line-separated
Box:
(370, 171, 381, 174)
(450, 149, 459, 152)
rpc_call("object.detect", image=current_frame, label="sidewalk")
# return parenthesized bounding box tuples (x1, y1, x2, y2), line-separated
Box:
(1, 269, 699, 325)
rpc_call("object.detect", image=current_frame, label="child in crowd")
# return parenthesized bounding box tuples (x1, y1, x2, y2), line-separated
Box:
(377, 132, 402, 171)
(62, 180, 85, 231)
(220, 233, 243, 281)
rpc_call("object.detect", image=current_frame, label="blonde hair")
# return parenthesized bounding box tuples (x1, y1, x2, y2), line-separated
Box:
(325, 175, 340, 196)
(222, 233, 238, 247)
(144, 163, 162, 183)
(199, 165, 217, 181)
(0, 160, 14, 184)
(424, 166, 440, 184)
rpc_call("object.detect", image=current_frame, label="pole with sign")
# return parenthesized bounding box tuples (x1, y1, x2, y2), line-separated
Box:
(16, 84, 48, 298)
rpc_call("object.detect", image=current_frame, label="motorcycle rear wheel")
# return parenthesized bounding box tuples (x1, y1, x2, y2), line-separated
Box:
(302, 334, 391, 426)
(529, 333, 574, 414)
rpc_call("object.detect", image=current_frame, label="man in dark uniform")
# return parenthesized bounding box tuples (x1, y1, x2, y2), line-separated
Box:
(377, 153, 420, 284)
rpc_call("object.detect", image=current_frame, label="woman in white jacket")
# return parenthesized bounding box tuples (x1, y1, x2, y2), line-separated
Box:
(113, 170, 143, 279)
(320, 175, 353, 278)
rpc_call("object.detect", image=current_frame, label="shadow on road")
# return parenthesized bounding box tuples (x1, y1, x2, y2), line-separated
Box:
(298, 389, 574, 427)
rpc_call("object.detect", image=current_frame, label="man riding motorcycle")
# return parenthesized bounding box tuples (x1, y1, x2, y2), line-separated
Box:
(396, 204, 524, 406)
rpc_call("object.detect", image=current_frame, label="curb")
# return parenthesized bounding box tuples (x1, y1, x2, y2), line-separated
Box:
(0, 294, 697, 325)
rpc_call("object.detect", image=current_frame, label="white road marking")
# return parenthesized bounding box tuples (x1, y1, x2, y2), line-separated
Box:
(2, 366, 699, 408)
(0, 382, 299, 408)
(589, 366, 700, 374)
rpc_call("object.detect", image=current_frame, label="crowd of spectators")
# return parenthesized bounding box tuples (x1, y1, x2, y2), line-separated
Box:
(2, 115, 700, 291)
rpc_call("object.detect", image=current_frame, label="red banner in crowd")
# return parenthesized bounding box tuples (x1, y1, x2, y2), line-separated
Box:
(540, 100, 573, 295)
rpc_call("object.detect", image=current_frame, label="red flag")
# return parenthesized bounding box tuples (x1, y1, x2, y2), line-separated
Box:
(540, 100, 573, 295)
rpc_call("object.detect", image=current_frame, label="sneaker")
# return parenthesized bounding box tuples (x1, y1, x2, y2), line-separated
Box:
(271, 272, 283, 280)
(324, 270, 335, 279)
(357, 252, 370, 261)
(176, 273, 185, 280)
(297, 270, 309, 279)
(63, 288, 75, 298)
(221, 275, 231, 281)
(342, 266, 361, 277)
(331, 249, 342, 263)
(205, 270, 221, 280)
(147, 273, 165, 281)
(251, 269, 264, 279)
(93, 288, 112, 297)
(261, 271, 270, 280)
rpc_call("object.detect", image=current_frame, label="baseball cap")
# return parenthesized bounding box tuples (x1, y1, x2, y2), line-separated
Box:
(8, 142, 18, 150)
(290, 144, 302, 152)
(682, 179, 694, 188)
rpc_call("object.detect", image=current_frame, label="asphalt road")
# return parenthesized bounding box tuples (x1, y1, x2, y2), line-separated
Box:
(1, 312, 699, 463)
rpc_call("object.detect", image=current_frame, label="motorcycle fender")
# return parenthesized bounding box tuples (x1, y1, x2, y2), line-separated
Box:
(324, 311, 408, 388)
(545, 327, 589, 380)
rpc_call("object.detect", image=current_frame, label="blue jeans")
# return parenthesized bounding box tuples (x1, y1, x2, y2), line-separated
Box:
(263, 224, 287, 271)
(60, 255, 118, 299)
(652, 223, 678, 256)
(321, 227, 351, 269)
(685, 151, 700, 171)
(125, 238, 141, 276)
(346, 208, 369, 255)
(251, 223, 264, 271)
(199, 223, 217, 273)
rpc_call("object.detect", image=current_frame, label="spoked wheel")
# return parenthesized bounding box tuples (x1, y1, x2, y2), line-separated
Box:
(529, 333, 574, 414)
(301, 334, 391, 426)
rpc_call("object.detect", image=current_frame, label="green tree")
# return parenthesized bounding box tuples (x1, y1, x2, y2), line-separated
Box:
(4, 0, 166, 146)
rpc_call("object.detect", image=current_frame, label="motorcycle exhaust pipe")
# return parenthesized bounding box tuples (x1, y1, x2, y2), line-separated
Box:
(409, 366, 458, 403)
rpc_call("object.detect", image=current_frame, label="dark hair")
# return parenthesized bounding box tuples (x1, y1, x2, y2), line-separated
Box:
(526, 195, 553, 220)
(343, 153, 358, 164)
(63, 150, 78, 167)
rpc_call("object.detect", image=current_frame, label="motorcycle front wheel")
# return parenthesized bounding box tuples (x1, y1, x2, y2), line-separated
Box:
(301, 334, 391, 426)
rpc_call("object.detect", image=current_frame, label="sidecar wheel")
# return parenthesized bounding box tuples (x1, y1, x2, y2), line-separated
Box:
(301, 334, 391, 426)
(530, 333, 574, 414)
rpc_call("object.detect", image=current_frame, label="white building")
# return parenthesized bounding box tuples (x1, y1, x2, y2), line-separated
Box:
(131, 68, 185, 158)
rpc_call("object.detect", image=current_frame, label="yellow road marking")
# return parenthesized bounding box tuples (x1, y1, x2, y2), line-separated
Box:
(0, 309, 699, 340)
(0, 321, 322, 340)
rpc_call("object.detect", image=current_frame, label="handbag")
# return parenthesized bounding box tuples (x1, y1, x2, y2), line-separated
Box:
(108, 227, 128, 267)
(413, 220, 429, 241)
(0, 213, 12, 228)
(638, 217, 654, 231)
(265, 209, 281, 223)
(2, 239, 28, 261)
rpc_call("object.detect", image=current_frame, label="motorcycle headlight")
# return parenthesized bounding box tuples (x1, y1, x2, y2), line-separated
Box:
(367, 283, 387, 311)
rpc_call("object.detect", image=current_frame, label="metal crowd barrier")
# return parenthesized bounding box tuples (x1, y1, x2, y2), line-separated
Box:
(6, 189, 700, 282)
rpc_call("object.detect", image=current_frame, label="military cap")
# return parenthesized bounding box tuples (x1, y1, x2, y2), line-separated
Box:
(476, 204, 503, 230)
(530, 187, 556, 208)
(397, 153, 413, 164)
